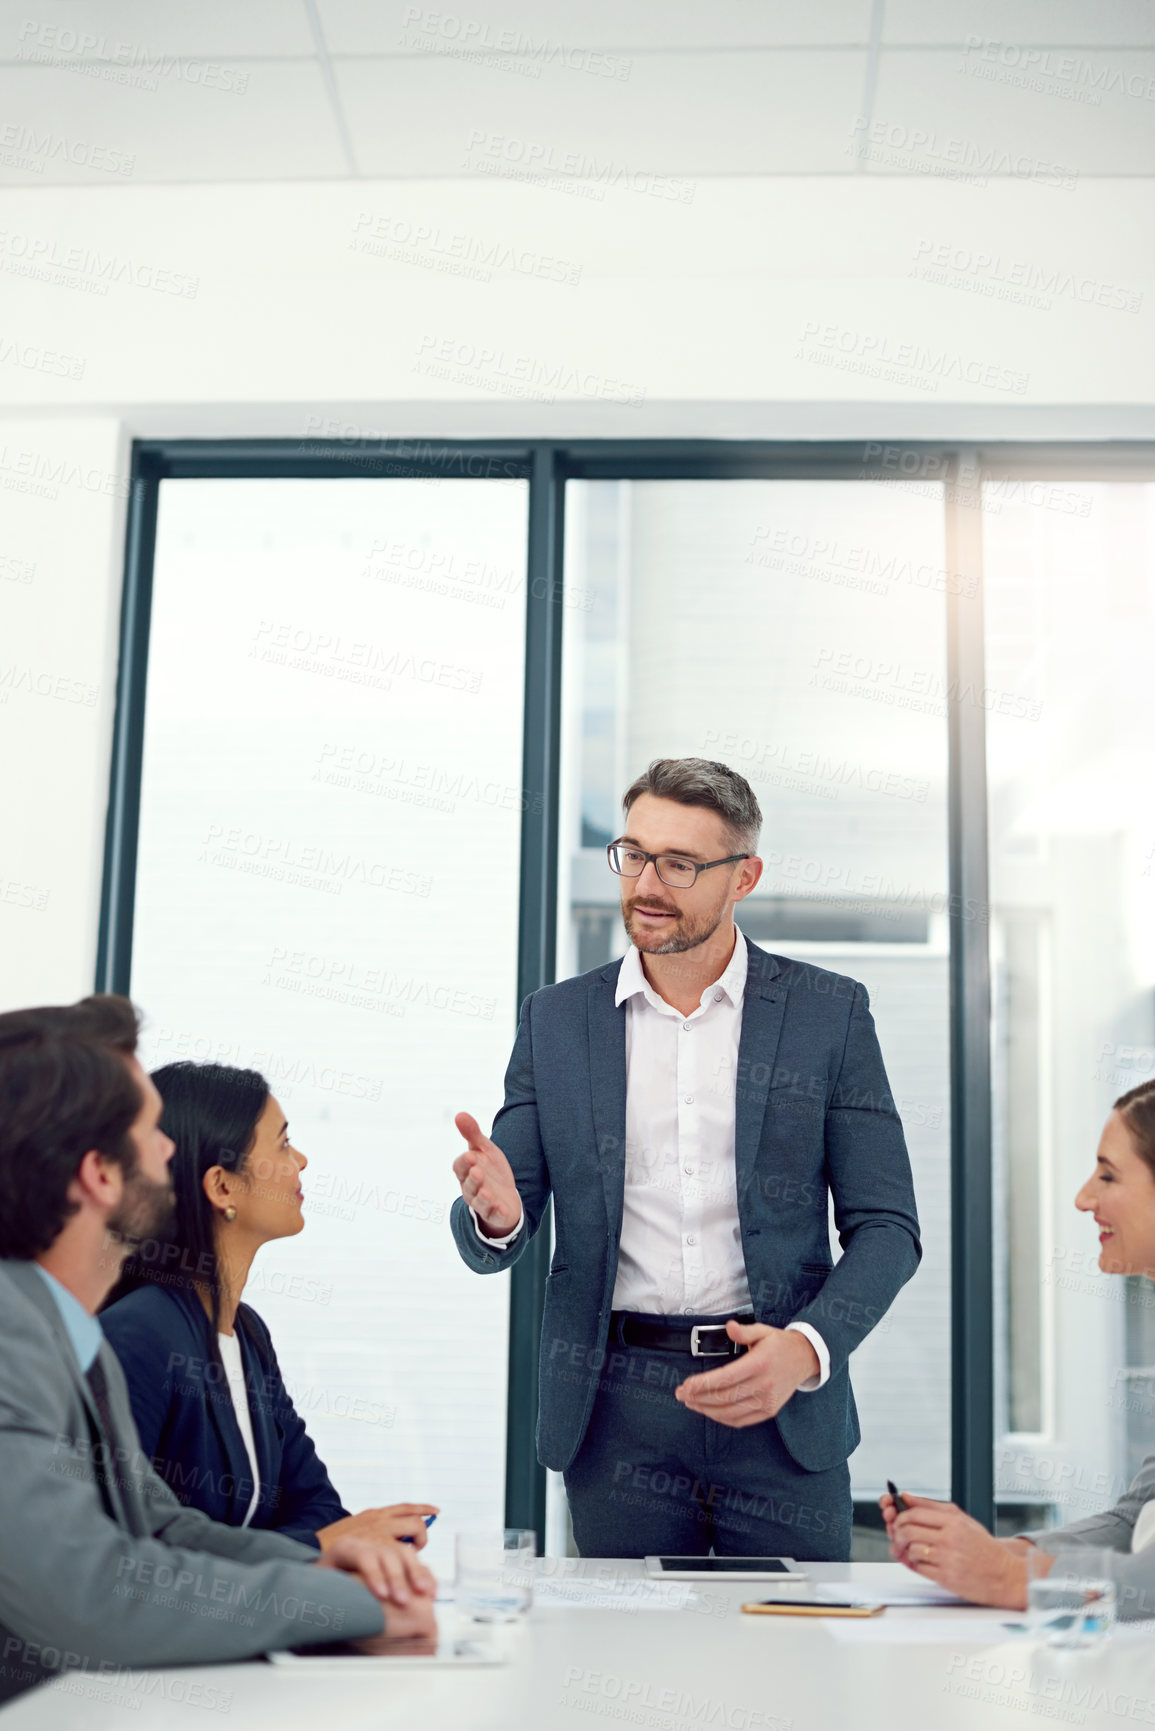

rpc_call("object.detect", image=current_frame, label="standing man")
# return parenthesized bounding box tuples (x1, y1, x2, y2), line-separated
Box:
(451, 758, 920, 1558)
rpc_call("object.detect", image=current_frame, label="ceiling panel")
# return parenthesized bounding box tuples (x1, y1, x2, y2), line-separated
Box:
(336, 49, 869, 178)
(0, 4, 1147, 188)
(0, 0, 315, 59)
(883, 1, 1155, 47)
(868, 48, 1155, 178)
(318, 0, 874, 53)
(0, 61, 348, 185)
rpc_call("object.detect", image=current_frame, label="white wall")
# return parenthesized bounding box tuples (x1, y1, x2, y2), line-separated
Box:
(1, 172, 1154, 1003)
(0, 415, 127, 1003)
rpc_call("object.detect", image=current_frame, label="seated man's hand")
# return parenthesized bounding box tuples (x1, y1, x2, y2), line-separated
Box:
(351, 1594, 438, 1650)
(453, 1111, 522, 1238)
(314, 1534, 437, 1607)
(674, 1321, 819, 1428)
(884, 1492, 1039, 1609)
(317, 1504, 439, 1549)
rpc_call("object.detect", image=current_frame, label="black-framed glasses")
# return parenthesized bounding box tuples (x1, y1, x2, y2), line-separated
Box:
(606, 841, 751, 890)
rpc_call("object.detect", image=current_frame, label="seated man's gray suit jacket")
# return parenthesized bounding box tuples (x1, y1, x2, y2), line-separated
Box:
(451, 939, 923, 1476)
(0, 1258, 383, 1702)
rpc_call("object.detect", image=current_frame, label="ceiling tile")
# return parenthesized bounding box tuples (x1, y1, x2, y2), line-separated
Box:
(0, 1, 315, 59)
(317, 0, 874, 53)
(867, 48, 1155, 178)
(883, 0, 1155, 47)
(336, 49, 869, 178)
(0, 61, 348, 185)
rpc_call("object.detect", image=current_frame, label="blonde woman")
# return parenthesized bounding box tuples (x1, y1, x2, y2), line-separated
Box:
(881, 1079, 1155, 1621)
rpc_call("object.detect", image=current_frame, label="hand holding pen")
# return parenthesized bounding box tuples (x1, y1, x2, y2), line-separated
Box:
(880, 1478, 908, 1560)
(317, 1504, 439, 1550)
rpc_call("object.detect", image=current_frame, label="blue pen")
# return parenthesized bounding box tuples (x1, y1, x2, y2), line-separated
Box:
(400, 1514, 437, 1545)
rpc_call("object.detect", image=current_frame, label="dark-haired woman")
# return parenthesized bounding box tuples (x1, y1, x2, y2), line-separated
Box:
(101, 1062, 437, 1552)
(880, 1079, 1155, 1620)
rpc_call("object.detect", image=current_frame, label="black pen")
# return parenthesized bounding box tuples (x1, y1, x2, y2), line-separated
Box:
(886, 1478, 908, 1513)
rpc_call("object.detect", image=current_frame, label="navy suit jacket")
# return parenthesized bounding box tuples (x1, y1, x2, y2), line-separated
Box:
(101, 1284, 347, 1547)
(451, 937, 922, 1475)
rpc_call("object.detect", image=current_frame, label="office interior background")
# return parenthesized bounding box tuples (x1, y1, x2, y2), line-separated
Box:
(1, 0, 1154, 1575)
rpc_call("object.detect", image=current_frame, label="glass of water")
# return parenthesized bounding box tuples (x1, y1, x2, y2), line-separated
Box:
(455, 1529, 536, 1621)
(1027, 1546, 1116, 1648)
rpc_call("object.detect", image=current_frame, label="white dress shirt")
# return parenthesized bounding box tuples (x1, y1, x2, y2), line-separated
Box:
(473, 932, 829, 1389)
(1133, 1498, 1155, 1553)
(612, 928, 751, 1315)
(217, 1330, 261, 1527)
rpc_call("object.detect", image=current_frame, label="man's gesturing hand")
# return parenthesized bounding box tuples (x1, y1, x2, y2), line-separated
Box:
(674, 1321, 820, 1428)
(453, 1111, 522, 1239)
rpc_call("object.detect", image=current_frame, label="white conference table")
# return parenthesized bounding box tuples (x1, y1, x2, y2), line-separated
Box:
(4, 1561, 1153, 1730)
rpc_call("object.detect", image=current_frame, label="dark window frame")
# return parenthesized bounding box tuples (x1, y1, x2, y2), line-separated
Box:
(97, 436, 1155, 1543)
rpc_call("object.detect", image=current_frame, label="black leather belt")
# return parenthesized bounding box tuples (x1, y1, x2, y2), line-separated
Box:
(611, 1312, 754, 1358)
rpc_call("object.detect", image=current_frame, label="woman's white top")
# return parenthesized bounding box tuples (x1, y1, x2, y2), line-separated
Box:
(1131, 1498, 1155, 1553)
(217, 1330, 261, 1527)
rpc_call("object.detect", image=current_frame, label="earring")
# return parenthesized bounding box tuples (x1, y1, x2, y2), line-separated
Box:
(223, 1206, 237, 1223)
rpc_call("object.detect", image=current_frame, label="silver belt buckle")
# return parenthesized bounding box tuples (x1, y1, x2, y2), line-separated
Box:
(689, 1323, 732, 1358)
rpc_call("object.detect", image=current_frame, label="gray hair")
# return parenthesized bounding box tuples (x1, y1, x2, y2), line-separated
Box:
(621, 758, 762, 854)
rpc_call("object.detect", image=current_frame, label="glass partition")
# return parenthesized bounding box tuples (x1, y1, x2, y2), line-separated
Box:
(986, 479, 1155, 1528)
(113, 441, 1155, 1560)
(130, 477, 528, 1572)
(559, 478, 953, 1525)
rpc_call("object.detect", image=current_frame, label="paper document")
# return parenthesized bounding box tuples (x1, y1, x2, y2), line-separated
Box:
(533, 1577, 696, 1611)
(818, 1579, 965, 1608)
(823, 1614, 1028, 1645)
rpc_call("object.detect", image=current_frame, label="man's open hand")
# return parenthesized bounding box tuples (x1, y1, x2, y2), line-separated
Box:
(314, 1535, 436, 1607)
(352, 1598, 438, 1649)
(674, 1321, 820, 1428)
(452, 1111, 522, 1238)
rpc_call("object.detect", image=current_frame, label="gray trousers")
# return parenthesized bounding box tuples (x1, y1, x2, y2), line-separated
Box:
(562, 1318, 852, 1559)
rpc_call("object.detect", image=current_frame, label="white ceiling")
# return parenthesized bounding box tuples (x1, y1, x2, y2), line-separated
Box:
(0, 0, 1151, 186)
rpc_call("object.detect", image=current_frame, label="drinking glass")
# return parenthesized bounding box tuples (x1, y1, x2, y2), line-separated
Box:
(1027, 1545, 1116, 1648)
(455, 1528, 536, 1621)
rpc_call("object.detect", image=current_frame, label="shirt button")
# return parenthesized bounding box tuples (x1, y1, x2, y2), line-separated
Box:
(684, 1165, 694, 1175)
(713, 989, 724, 1002)
(686, 1234, 698, 1246)
(684, 1095, 694, 1104)
(682, 1021, 693, 1031)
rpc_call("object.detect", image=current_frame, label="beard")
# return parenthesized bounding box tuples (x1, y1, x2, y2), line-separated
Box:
(622, 895, 729, 956)
(106, 1162, 176, 1250)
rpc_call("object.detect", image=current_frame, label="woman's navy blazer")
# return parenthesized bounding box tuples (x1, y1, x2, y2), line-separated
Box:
(101, 1283, 348, 1548)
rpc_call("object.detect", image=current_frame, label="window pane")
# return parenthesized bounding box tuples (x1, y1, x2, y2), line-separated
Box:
(559, 479, 952, 1518)
(131, 477, 528, 1563)
(986, 479, 1155, 1522)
